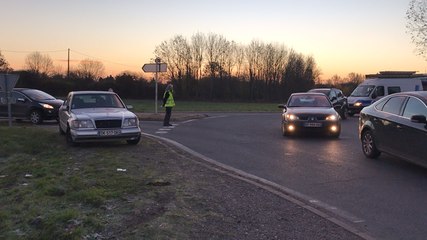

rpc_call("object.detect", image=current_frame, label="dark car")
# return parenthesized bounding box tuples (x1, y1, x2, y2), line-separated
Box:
(0, 88, 63, 124)
(308, 88, 348, 119)
(359, 91, 427, 167)
(278, 92, 341, 138)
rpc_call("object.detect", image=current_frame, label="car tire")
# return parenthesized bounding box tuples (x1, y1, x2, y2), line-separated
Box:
(361, 129, 381, 158)
(340, 107, 348, 120)
(66, 128, 78, 146)
(59, 124, 65, 135)
(281, 124, 289, 136)
(29, 110, 43, 124)
(127, 136, 141, 145)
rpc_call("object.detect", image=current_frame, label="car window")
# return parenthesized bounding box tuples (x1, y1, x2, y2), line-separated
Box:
(387, 86, 401, 95)
(329, 90, 337, 100)
(375, 86, 385, 97)
(402, 97, 427, 118)
(72, 94, 125, 109)
(21, 89, 55, 100)
(11, 92, 28, 104)
(381, 96, 406, 115)
(336, 90, 343, 98)
(288, 95, 331, 107)
(350, 85, 375, 97)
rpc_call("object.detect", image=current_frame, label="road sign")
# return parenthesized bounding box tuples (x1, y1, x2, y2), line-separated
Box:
(0, 74, 19, 127)
(142, 63, 167, 73)
(0, 74, 19, 91)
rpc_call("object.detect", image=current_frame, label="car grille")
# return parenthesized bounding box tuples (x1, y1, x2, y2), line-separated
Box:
(95, 119, 122, 128)
(298, 115, 327, 121)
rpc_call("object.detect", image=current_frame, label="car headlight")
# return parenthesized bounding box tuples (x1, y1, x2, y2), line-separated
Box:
(326, 114, 338, 121)
(354, 102, 362, 107)
(71, 119, 94, 129)
(40, 103, 54, 109)
(285, 114, 298, 121)
(123, 118, 138, 127)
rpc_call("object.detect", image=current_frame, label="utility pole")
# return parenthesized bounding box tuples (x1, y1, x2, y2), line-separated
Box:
(155, 57, 161, 114)
(67, 48, 70, 79)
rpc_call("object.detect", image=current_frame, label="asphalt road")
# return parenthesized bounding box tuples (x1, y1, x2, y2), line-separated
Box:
(141, 113, 427, 240)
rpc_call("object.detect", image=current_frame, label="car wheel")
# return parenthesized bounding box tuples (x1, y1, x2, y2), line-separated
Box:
(66, 128, 77, 146)
(340, 107, 348, 120)
(281, 123, 289, 136)
(29, 110, 43, 124)
(59, 124, 65, 135)
(127, 136, 141, 145)
(361, 129, 381, 158)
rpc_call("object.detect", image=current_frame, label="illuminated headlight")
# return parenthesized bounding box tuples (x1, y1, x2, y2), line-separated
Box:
(123, 118, 138, 127)
(71, 119, 94, 129)
(326, 114, 338, 121)
(330, 125, 338, 132)
(40, 103, 54, 109)
(286, 114, 298, 121)
(354, 102, 362, 107)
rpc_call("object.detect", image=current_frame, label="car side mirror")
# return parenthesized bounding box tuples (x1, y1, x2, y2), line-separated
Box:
(278, 104, 286, 109)
(411, 115, 427, 124)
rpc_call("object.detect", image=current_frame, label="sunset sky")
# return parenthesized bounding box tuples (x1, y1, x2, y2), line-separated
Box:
(1, 0, 426, 80)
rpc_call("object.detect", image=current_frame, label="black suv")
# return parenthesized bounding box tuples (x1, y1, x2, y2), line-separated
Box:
(308, 88, 348, 119)
(0, 88, 63, 124)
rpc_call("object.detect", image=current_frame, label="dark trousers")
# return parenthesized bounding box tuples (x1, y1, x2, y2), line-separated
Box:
(163, 107, 172, 125)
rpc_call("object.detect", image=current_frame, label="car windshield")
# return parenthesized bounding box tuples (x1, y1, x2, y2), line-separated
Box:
(22, 89, 55, 100)
(288, 95, 331, 107)
(71, 94, 125, 109)
(309, 89, 330, 95)
(350, 85, 375, 97)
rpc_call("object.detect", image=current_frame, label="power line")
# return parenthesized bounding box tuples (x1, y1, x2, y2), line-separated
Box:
(2, 48, 142, 69)
(70, 49, 140, 68)
(1, 49, 67, 53)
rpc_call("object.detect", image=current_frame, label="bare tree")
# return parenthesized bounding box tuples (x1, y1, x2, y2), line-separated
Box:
(406, 0, 427, 59)
(76, 59, 105, 80)
(191, 32, 206, 80)
(0, 51, 13, 73)
(25, 52, 54, 75)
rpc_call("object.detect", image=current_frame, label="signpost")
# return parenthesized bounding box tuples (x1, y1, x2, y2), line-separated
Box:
(0, 74, 19, 127)
(142, 58, 167, 114)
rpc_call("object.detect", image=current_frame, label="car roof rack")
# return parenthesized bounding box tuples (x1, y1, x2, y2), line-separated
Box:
(365, 71, 427, 79)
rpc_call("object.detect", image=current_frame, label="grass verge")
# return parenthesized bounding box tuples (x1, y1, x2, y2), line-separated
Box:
(124, 99, 280, 112)
(0, 126, 214, 239)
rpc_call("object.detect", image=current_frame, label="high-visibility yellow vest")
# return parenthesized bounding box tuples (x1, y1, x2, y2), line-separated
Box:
(164, 90, 175, 107)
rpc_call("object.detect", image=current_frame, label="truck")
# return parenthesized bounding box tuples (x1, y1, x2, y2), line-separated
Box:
(347, 71, 427, 116)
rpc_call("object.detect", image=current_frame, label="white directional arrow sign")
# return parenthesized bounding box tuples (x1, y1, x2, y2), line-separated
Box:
(142, 63, 167, 72)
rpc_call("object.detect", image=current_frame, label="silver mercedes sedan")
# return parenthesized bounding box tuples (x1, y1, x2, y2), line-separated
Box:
(58, 91, 141, 145)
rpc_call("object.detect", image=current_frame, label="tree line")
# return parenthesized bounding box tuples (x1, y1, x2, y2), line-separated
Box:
(1, 33, 364, 101)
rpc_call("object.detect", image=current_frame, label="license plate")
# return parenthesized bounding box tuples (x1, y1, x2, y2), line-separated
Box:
(99, 129, 121, 136)
(304, 122, 322, 127)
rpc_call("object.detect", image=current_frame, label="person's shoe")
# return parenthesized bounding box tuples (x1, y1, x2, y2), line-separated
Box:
(163, 123, 173, 126)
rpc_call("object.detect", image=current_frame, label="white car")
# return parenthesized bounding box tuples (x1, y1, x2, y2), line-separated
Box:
(58, 91, 141, 145)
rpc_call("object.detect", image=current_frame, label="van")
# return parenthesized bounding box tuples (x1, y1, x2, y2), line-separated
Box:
(347, 71, 427, 116)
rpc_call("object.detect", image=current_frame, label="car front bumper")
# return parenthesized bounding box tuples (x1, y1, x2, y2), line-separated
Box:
(70, 127, 141, 142)
(283, 121, 341, 136)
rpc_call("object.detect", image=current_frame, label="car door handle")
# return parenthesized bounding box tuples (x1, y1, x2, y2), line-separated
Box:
(396, 125, 403, 129)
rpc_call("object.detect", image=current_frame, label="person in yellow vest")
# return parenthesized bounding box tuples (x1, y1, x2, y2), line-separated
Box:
(162, 81, 175, 126)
